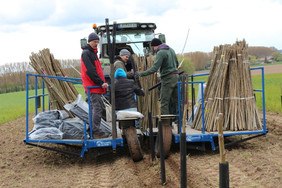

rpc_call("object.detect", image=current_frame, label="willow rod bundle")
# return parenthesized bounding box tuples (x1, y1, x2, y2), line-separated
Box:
(134, 54, 159, 132)
(191, 40, 262, 131)
(29, 48, 79, 111)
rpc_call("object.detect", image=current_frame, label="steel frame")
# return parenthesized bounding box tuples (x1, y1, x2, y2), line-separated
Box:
(174, 67, 267, 150)
(24, 73, 123, 157)
(25, 66, 267, 155)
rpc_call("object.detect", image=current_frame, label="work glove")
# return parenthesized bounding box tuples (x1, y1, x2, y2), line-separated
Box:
(127, 71, 134, 79)
(134, 71, 141, 79)
(140, 88, 145, 96)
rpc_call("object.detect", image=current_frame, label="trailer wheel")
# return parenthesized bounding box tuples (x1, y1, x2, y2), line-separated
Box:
(124, 127, 143, 162)
(155, 124, 172, 159)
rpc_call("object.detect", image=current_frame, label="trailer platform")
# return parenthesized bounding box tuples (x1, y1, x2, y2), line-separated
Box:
(172, 67, 267, 150)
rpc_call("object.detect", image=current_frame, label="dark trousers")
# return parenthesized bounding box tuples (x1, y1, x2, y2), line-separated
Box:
(160, 74, 179, 115)
(90, 93, 104, 134)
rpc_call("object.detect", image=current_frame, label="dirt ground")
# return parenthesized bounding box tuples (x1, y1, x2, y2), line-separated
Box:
(0, 109, 281, 188)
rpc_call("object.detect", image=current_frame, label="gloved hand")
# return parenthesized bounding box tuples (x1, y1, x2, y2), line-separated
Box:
(134, 71, 141, 79)
(127, 71, 135, 79)
(140, 88, 145, 96)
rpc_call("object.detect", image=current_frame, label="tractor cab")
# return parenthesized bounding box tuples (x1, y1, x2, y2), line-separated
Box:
(81, 22, 166, 75)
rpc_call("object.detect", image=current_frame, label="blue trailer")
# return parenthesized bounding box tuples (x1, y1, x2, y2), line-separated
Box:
(24, 73, 126, 158)
(173, 66, 267, 151)
(24, 67, 267, 159)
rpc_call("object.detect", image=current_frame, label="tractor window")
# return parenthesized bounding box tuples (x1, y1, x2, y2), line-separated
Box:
(101, 43, 148, 57)
(102, 44, 109, 58)
(101, 30, 154, 44)
(100, 30, 155, 57)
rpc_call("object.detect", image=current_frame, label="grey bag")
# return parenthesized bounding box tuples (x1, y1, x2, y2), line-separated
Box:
(32, 110, 69, 124)
(60, 118, 89, 139)
(64, 94, 112, 134)
(64, 94, 89, 124)
(32, 119, 63, 131)
(29, 127, 63, 140)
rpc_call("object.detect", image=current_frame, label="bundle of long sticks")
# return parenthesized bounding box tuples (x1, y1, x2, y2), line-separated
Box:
(29, 48, 79, 110)
(191, 40, 262, 131)
(134, 54, 160, 132)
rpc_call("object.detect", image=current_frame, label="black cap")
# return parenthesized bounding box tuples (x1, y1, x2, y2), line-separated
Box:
(151, 38, 162, 46)
(88, 32, 99, 42)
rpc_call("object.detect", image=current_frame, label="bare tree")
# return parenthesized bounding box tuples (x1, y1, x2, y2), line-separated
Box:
(185, 51, 210, 70)
(248, 46, 277, 58)
(0, 59, 80, 94)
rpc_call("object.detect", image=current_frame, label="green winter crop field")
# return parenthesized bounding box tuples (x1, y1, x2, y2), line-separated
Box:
(192, 72, 282, 114)
(0, 73, 281, 124)
(0, 91, 35, 124)
(0, 84, 85, 124)
(252, 73, 282, 113)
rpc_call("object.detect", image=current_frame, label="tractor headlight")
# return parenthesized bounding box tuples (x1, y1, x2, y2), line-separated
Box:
(100, 26, 106, 31)
(140, 24, 147, 28)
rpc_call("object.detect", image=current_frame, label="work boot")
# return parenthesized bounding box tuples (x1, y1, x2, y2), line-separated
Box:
(94, 132, 110, 139)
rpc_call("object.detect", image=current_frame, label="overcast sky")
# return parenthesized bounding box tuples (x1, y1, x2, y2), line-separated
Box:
(0, 0, 281, 65)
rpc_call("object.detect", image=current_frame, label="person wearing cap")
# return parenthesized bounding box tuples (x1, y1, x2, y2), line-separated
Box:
(81, 32, 109, 138)
(114, 49, 134, 79)
(115, 68, 144, 111)
(137, 38, 179, 115)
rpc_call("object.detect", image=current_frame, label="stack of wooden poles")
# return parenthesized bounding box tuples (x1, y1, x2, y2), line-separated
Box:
(191, 40, 262, 131)
(134, 54, 160, 132)
(29, 48, 79, 111)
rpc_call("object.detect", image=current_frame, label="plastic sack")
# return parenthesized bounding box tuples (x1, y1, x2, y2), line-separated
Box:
(32, 119, 63, 131)
(188, 83, 206, 125)
(116, 111, 144, 120)
(33, 110, 60, 123)
(33, 110, 69, 124)
(102, 95, 112, 122)
(58, 110, 70, 120)
(29, 127, 63, 140)
(104, 102, 112, 122)
(64, 94, 89, 124)
(60, 118, 89, 139)
(64, 94, 112, 134)
(100, 119, 112, 134)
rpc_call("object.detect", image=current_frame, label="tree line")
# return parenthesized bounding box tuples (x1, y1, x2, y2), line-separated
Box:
(0, 46, 281, 94)
(0, 60, 81, 94)
(182, 46, 282, 71)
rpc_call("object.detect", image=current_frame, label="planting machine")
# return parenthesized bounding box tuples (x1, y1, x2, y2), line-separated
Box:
(24, 21, 268, 161)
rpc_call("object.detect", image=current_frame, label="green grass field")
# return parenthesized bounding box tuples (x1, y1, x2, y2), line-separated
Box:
(0, 73, 281, 124)
(251, 62, 282, 67)
(191, 72, 282, 114)
(0, 91, 33, 124)
(252, 73, 282, 113)
(0, 84, 85, 124)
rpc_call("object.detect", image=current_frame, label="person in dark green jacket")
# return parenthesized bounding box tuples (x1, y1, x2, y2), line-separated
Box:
(138, 38, 179, 115)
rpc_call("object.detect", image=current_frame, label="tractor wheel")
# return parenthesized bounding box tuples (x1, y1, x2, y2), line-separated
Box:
(124, 127, 143, 162)
(155, 124, 172, 159)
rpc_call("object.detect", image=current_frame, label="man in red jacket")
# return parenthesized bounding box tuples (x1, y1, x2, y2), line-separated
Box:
(81, 32, 109, 138)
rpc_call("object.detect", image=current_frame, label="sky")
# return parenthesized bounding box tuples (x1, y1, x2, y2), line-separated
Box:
(0, 0, 282, 65)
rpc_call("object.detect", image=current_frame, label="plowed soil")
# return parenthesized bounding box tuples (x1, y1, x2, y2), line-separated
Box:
(0, 110, 281, 188)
